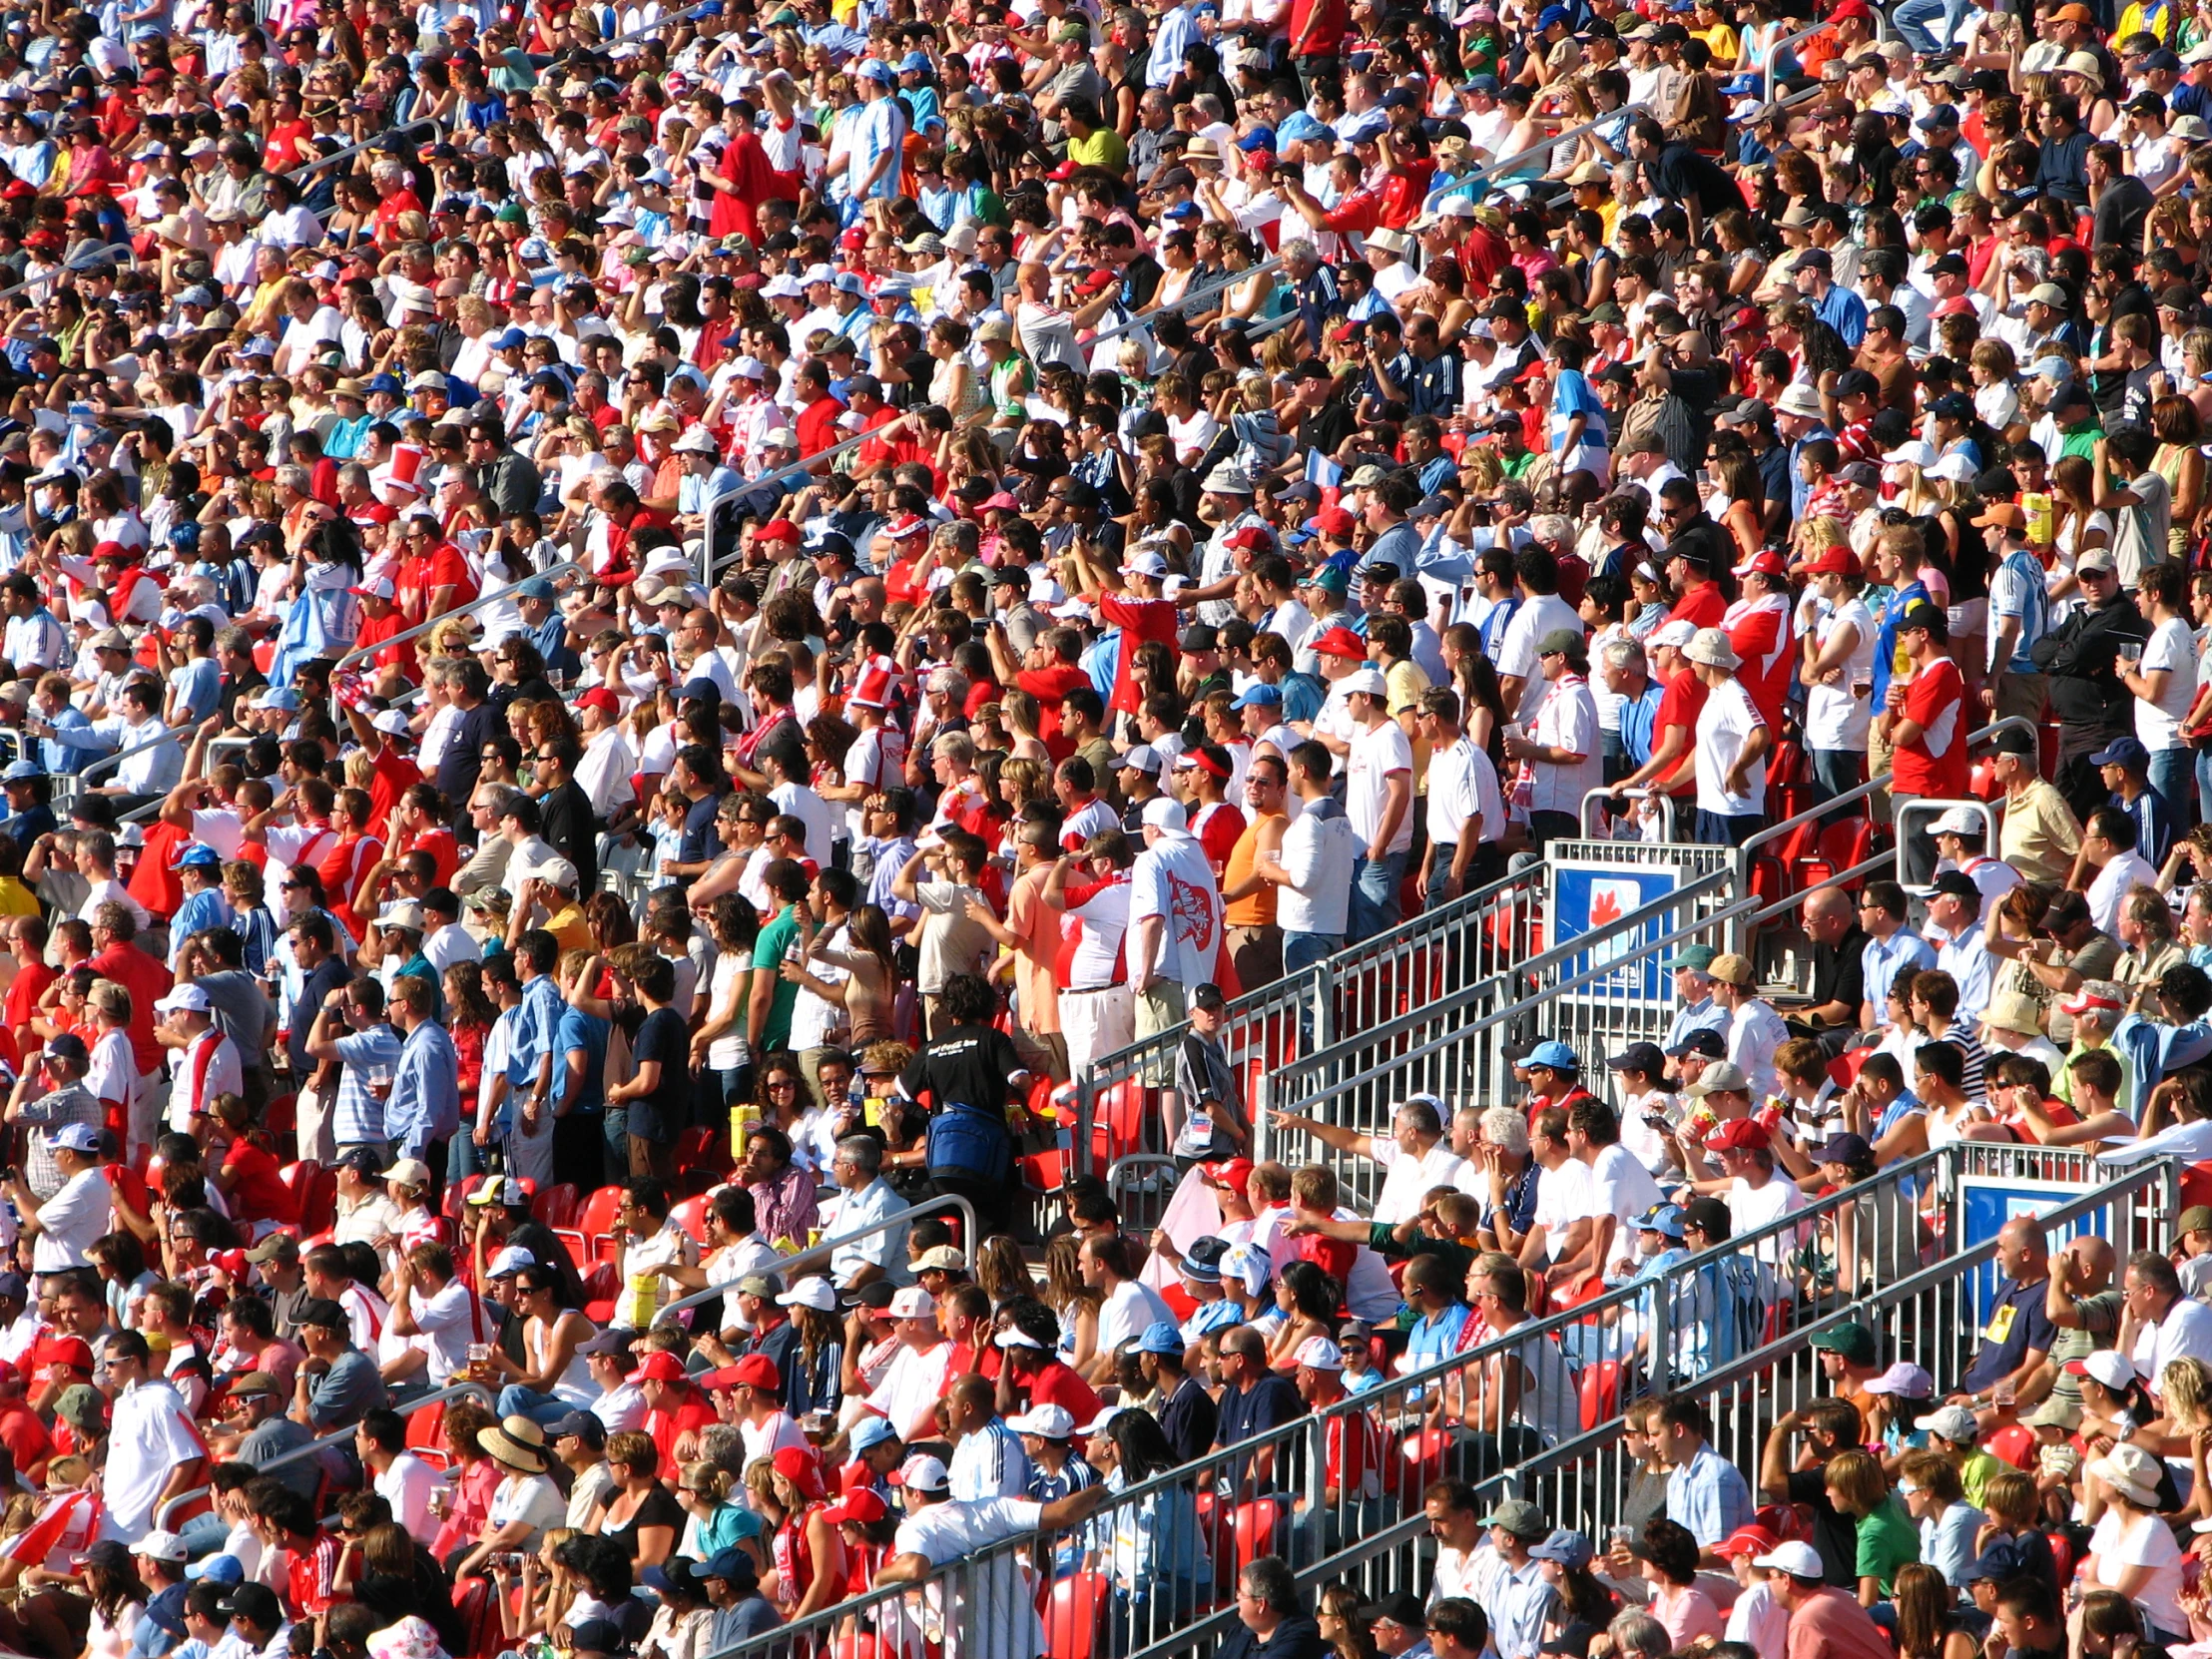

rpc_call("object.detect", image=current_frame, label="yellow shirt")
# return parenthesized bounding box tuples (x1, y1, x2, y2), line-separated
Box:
(1068, 128, 1129, 172)
(0, 877, 38, 918)
(1997, 780, 2083, 886)
(542, 902, 592, 958)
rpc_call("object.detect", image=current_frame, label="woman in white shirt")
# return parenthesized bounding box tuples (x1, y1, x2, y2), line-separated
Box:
(2082, 1441, 2189, 1641)
(490, 1264, 602, 1425)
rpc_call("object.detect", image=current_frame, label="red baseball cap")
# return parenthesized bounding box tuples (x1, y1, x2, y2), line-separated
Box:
(1224, 526, 1275, 554)
(756, 519, 801, 545)
(1705, 1117, 1771, 1153)
(35, 1336, 93, 1375)
(1311, 627, 1368, 660)
(576, 687, 621, 717)
(1312, 507, 1357, 538)
(1735, 550, 1788, 577)
(1202, 1157, 1256, 1191)
(729, 1354, 781, 1391)
(1718, 1525, 1778, 1559)
(1805, 544, 1862, 578)
(822, 1487, 888, 1526)
(634, 1351, 688, 1383)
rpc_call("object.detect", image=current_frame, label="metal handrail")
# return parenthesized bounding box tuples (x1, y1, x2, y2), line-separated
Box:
(1761, 18, 1828, 97)
(1734, 715, 2034, 870)
(288, 117, 446, 184)
(255, 1378, 495, 1472)
(74, 714, 196, 788)
(0, 243, 138, 308)
(1271, 887, 1756, 1112)
(1577, 784, 1677, 839)
(652, 1191, 979, 1325)
(695, 253, 1289, 583)
(325, 557, 586, 723)
(693, 1144, 1956, 1659)
(1468, 100, 1648, 188)
(606, 0, 711, 46)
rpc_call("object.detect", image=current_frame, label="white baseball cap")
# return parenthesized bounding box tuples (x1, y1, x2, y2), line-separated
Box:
(1005, 1404, 1077, 1438)
(1140, 798, 1187, 832)
(1340, 666, 1387, 698)
(888, 1287, 936, 1319)
(1751, 1541, 1825, 1579)
(899, 1454, 950, 1492)
(1294, 1337, 1343, 1372)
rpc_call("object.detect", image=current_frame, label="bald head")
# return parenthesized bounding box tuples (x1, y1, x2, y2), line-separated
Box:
(1803, 887, 1855, 941)
(1221, 1328, 1267, 1364)
(948, 1374, 995, 1420)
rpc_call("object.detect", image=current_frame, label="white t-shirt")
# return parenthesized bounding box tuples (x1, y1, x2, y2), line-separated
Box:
(1347, 719, 1415, 854)
(1531, 1159, 1593, 1263)
(375, 1450, 447, 1546)
(2087, 1506, 2187, 1636)
(1426, 735, 1503, 847)
(1097, 1276, 1176, 1357)
(1585, 1143, 1665, 1272)
(1527, 676, 1604, 817)
(1371, 1138, 1471, 1228)
(1729, 1173, 1809, 1267)
(1694, 677, 1768, 818)
(1495, 593, 1583, 721)
(1128, 830, 1222, 990)
(1803, 598, 1874, 751)
(2137, 615, 2199, 752)
(866, 1339, 957, 1438)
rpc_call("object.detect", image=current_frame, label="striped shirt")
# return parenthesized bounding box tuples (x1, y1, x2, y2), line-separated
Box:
(331, 1024, 403, 1149)
(950, 1416, 1032, 1502)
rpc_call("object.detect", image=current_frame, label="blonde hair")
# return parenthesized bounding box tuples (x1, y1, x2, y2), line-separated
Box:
(2166, 1357, 2212, 1430)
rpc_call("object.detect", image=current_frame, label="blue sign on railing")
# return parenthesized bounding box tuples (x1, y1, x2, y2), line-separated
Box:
(1551, 861, 1683, 1001)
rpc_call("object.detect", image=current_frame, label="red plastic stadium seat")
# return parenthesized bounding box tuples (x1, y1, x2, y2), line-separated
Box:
(582, 1261, 621, 1325)
(1043, 1571, 1112, 1659)
(1986, 1423, 2035, 1470)
(405, 1400, 447, 1451)
(1232, 1499, 1284, 1573)
(442, 1173, 485, 1222)
(1579, 1361, 1621, 1431)
(556, 1185, 625, 1270)
(670, 1194, 711, 1244)
(531, 1183, 580, 1229)
(2183, 1163, 2212, 1213)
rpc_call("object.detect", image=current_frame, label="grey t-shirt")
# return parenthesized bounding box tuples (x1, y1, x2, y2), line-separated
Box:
(242, 1416, 320, 1498)
(305, 1348, 387, 1430)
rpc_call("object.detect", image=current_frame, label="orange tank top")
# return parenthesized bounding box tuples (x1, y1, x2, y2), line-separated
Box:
(1223, 813, 1283, 928)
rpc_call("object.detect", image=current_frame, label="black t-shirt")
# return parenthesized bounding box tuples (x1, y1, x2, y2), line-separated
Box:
(1655, 143, 1740, 215)
(900, 1022, 1027, 1113)
(628, 1005, 693, 1142)
(1811, 925, 1870, 1017)
(1786, 1465, 1863, 1588)
(1159, 1372, 1219, 1465)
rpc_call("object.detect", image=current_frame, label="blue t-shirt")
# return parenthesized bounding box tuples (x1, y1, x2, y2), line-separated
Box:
(1550, 368, 1609, 453)
(554, 1005, 609, 1117)
(169, 656, 221, 724)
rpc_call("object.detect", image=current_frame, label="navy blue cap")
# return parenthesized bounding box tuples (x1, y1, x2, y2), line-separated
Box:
(2091, 735, 2151, 770)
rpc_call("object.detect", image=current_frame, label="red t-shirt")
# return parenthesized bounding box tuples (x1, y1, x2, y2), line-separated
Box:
(223, 1140, 298, 1224)
(284, 1530, 343, 1619)
(89, 942, 167, 1073)
(368, 746, 421, 826)
(1653, 669, 1711, 790)
(1724, 596, 1794, 734)
(4, 962, 55, 1036)
(401, 825, 460, 890)
(1291, 1230, 1357, 1293)
(0, 1398, 51, 1479)
(426, 543, 479, 610)
(355, 609, 410, 681)
(1098, 593, 1180, 714)
(646, 1392, 718, 1468)
(1193, 802, 1246, 875)
(1668, 582, 1728, 630)
(1287, 0, 1349, 55)
(1023, 1360, 1104, 1426)
(1893, 658, 1969, 798)
(1016, 662, 1094, 757)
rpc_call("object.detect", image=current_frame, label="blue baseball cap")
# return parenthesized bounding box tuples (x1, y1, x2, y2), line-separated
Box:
(366, 372, 402, 395)
(1634, 1204, 1687, 1239)
(171, 843, 223, 869)
(1231, 683, 1283, 709)
(254, 687, 301, 712)
(1538, 4, 1571, 24)
(0, 761, 37, 783)
(1275, 112, 1329, 144)
(1237, 127, 1278, 152)
(855, 57, 893, 82)
(1527, 1040, 1580, 1071)
(493, 327, 528, 349)
(898, 50, 930, 72)
(187, 1553, 245, 1587)
(849, 1416, 900, 1453)
(2091, 735, 2151, 770)
(1132, 1322, 1184, 1356)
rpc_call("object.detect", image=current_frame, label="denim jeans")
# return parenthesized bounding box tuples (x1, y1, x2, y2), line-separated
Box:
(1893, 0, 1969, 53)
(1283, 930, 1344, 975)
(1807, 749, 1865, 819)
(2151, 746, 2196, 836)
(1348, 849, 1406, 944)
(2195, 746, 2212, 829)
(497, 1384, 579, 1427)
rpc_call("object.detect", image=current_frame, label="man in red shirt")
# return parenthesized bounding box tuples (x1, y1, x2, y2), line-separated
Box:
(1617, 621, 1707, 811)
(1886, 601, 1969, 803)
(1286, 0, 1349, 85)
(993, 1323, 1103, 1425)
(793, 359, 843, 459)
(88, 904, 168, 1076)
(636, 1350, 717, 1466)
(2, 916, 55, 1040)
(1086, 549, 1182, 719)
(1294, 1336, 1381, 1510)
(1725, 553, 1796, 733)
